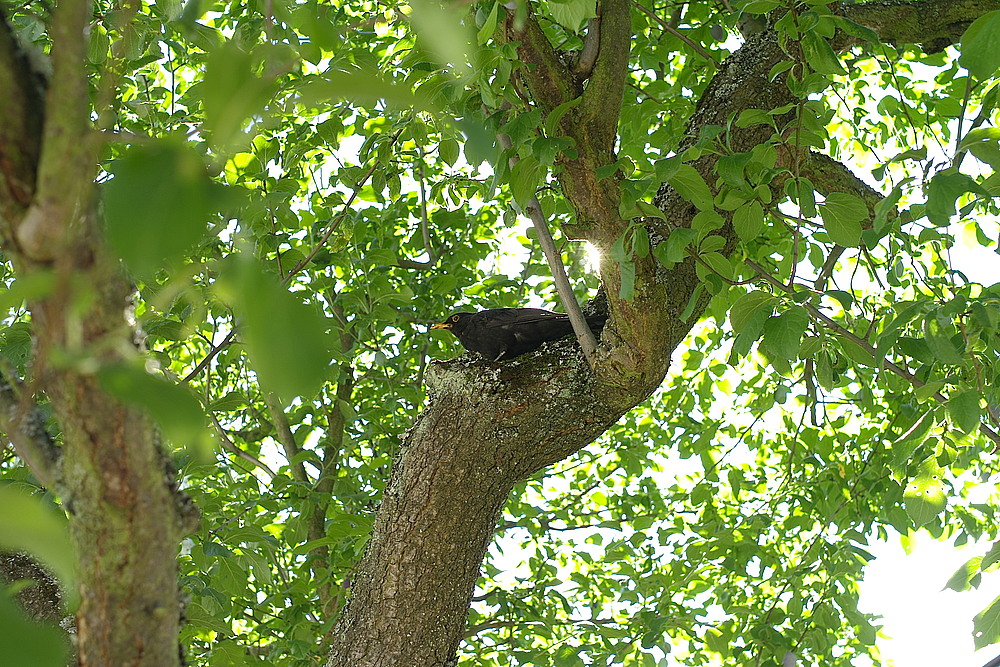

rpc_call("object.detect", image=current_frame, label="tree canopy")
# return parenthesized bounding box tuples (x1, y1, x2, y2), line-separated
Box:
(2, 0, 1000, 665)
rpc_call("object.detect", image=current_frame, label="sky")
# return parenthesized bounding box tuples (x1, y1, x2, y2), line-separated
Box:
(861, 532, 999, 667)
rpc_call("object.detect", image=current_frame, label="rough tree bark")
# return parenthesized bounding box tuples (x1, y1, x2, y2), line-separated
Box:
(325, 0, 1000, 665)
(0, 4, 197, 666)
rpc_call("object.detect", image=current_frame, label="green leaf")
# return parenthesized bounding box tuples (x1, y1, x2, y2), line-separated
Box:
(903, 458, 947, 527)
(800, 32, 846, 75)
(819, 192, 866, 247)
(948, 390, 982, 434)
(668, 164, 715, 210)
(544, 97, 582, 136)
(547, 0, 596, 32)
(0, 271, 56, 313)
(510, 154, 542, 208)
(104, 141, 222, 277)
(741, 0, 781, 12)
(218, 255, 333, 403)
(438, 138, 460, 167)
(88, 22, 110, 63)
(98, 363, 214, 459)
(925, 170, 985, 225)
(632, 226, 650, 258)
(698, 251, 732, 281)
(960, 10, 1000, 80)
(733, 200, 764, 240)
(923, 313, 965, 364)
(914, 380, 945, 403)
(654, 227, 696, 268)
(945, 556, 983, 592)
(203, 41, 278, 153)
(824, 290, 853, 309)
(0, 487, 75, 598)
(635, 199, 666, 220)
(680, 282, 706, 321)
(301, 69, 430, 111)
(958, 126, 1000, 152)
(476, 1, 500, 45)
(699, 234, 725, 254)
(458, 117, 496, 167)
(837, 336, 876, 366)
(730, 290, 776, 332)
(408, 0, 476, 78)
(873, 180, 907, 234)
(716, 152, 752, 187)
(831, 16, 879, 43)
(0, 594, 68, 667)
(618, 258, 636, 300)
(974, 594, 1000, 650)
(735, 108, 772, 128)
(785, 177, 817, 218)
(984, 541, 1000, 571)
(761, 306, 809, 361)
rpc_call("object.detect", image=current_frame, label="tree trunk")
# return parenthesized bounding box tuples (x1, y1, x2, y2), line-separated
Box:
(0, 7, 198, 665)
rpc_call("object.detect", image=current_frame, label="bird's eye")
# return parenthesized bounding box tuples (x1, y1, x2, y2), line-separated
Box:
(450, 315, 460, 322)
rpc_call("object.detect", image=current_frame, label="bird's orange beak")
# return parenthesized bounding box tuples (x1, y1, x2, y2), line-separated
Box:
(430, 322, 451, 330)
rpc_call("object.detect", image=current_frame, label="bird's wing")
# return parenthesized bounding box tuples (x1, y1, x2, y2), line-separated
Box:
(480, 308, 565, 327)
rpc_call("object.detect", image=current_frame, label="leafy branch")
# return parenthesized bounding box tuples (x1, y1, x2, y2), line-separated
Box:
(745, 258, 1000, 449)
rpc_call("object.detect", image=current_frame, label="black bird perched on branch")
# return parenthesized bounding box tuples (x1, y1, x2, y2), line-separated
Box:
(431, 307, 607, 362)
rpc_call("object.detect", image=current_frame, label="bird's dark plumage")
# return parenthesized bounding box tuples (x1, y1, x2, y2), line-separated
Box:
(431, 307, 607, 361)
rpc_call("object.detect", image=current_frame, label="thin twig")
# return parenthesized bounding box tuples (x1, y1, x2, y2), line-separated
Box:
(211, 412, 276, 478)
(416, 145, 436, 263)
(283, 126, 406, 284)
(631, 0, 716, 65)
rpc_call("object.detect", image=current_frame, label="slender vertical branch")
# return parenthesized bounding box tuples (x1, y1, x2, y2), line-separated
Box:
(496, 130, 599, 367)
(18, 0, 97, 261)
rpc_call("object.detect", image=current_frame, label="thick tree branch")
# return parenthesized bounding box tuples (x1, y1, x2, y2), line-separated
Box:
(573, 16, 601, 78)
(263, 391, 308, 483)
(0, 9, 43, 226)
(499, 2, 580, 113)
(17, 0, 96, 262)
(498, 0, 633, 234)
(578, 0, 631, 156)
(835, 0, 1000, 52)
(329, 27, 795, 667)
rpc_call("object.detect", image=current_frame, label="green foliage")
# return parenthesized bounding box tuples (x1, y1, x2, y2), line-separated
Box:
(3, 0, 1000, 664)
(960, 10, 1000, 80)
(0, 487, 75, 599)
(0, 594, 67, 667)
(818, 192, 866, 247)
(215, 254, 334, 404)
(104, 141, 227, 277)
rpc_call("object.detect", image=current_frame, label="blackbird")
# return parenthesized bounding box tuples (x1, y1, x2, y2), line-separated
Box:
(431, 307, 607, 361)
